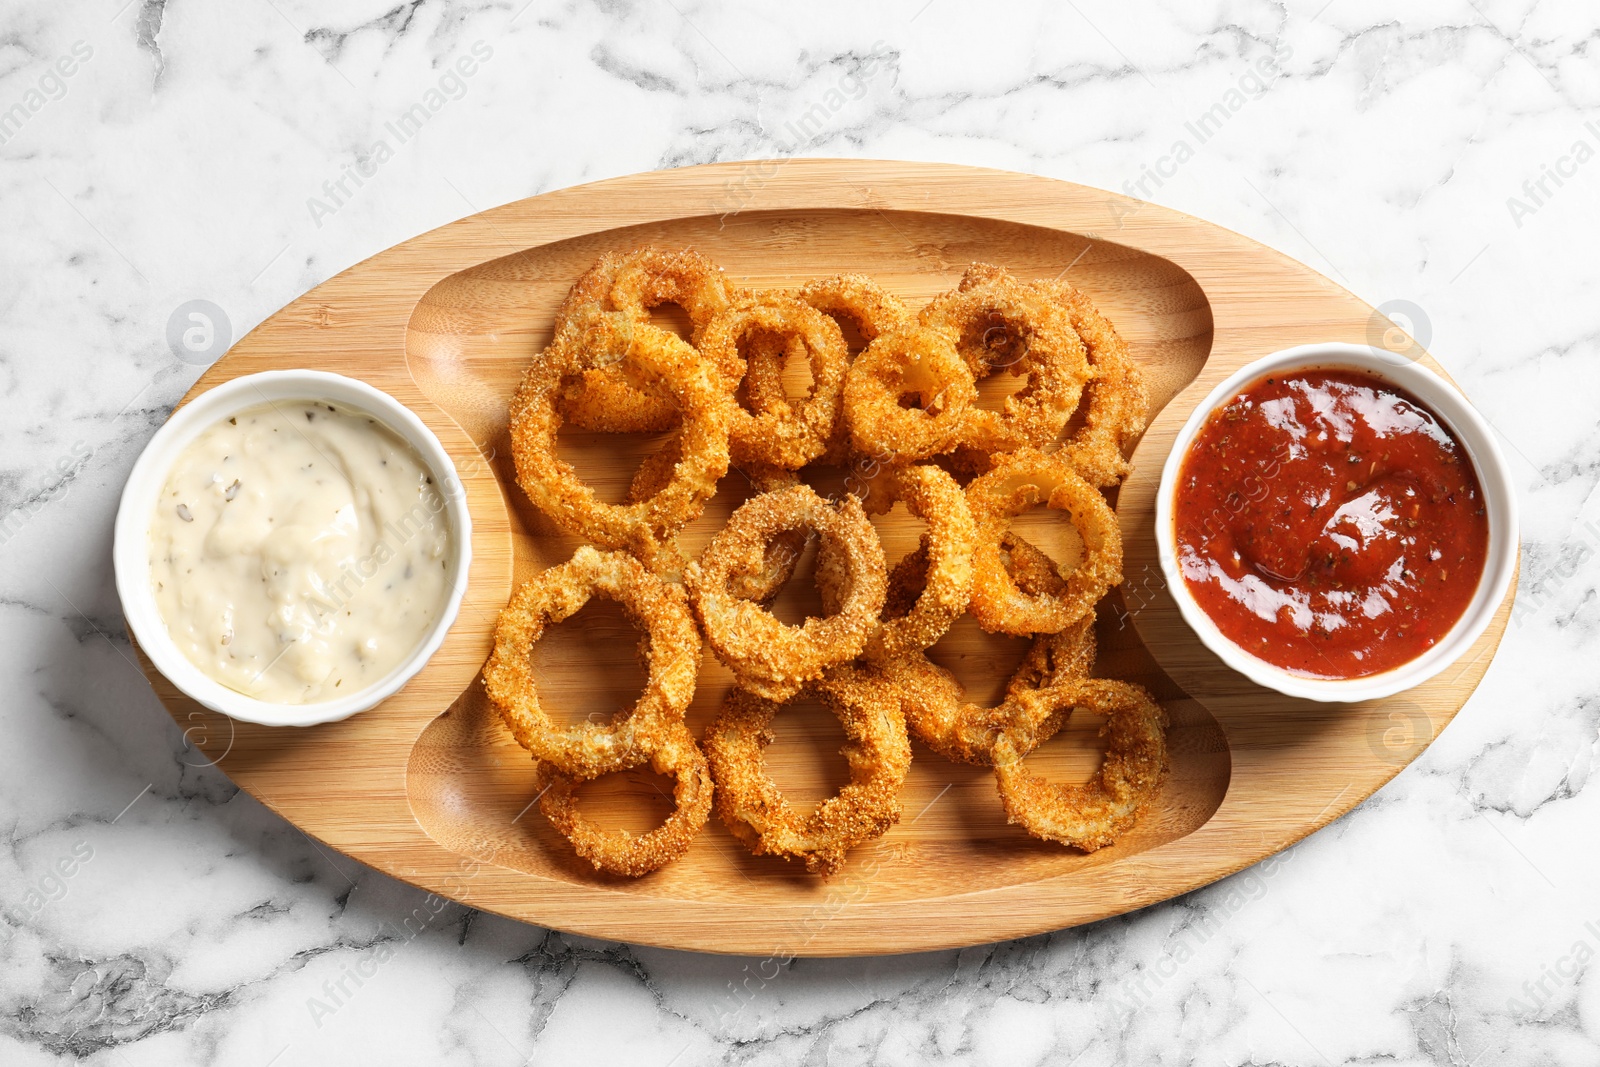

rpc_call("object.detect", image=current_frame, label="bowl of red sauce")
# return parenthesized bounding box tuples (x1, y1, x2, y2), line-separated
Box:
(1155, 343, 1518, 702)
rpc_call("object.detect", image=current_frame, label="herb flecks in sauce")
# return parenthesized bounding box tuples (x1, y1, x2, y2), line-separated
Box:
(148, 400, 452, 704)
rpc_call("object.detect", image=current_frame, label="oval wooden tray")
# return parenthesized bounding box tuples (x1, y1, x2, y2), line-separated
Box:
(142, 160, 1514, 956)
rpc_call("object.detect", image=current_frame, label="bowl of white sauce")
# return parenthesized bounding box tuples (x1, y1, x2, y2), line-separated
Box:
(114, 370, 473, 726)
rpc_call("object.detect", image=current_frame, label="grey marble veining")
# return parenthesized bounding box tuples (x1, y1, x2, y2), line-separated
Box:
(2, 0, 1598, 1063)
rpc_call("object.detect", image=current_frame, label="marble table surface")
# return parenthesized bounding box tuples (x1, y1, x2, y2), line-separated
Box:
(4, 0, 1598, 1063)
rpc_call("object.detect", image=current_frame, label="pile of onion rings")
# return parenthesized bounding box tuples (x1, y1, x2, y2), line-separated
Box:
(495, 249, 1164, 877)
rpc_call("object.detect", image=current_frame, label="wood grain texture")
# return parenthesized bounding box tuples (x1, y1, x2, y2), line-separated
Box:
(140, 159, 1515, 956)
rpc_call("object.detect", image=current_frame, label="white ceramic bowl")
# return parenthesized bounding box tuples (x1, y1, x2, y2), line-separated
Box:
(1154, 343, 1518, 702)
(114, 370, 472, 726)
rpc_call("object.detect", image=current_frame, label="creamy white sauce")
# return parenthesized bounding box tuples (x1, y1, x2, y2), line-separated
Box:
(148, 400, 452, 705)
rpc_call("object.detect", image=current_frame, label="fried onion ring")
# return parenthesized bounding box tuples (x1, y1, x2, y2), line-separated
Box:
(965, 448, 1122, 635)
(794, 274, 916, 340)
(743, 275, 914, 396)
(552, 248, 738, 433)
(484, 546, 701, 779)
(699, 296, 848, 470)
(703, 665, 912, 875)
(740, 275, 917, 465)
(622, 443, 813, 595)
(534, 720, 714, 877)
(721, 466, 816, 604)
(510, 326, 731, 562)
(857, 464, 975, 662)
(884, 567, 1097, 765)
(919, 265, 1091, 455)
(630, 454, 813, 603)
(844, 325, 977, 461)
(991, 678, 1168, 851)
(686, 485, 886, 701)
(1035, 278, 1148, 487)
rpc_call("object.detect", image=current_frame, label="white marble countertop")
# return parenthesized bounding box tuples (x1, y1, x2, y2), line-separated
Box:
(4, 0, 1598, 1063)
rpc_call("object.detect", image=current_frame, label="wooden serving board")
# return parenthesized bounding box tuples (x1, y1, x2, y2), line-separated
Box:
(143, 160, 1515, 956)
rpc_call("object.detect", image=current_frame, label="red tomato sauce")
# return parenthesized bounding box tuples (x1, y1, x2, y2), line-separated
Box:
(1173, 369, 1489, 678)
